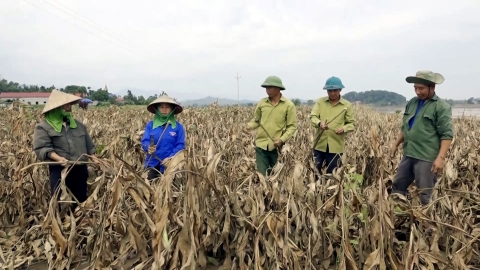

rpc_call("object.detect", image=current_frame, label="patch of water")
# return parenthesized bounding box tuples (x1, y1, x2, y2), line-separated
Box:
(370, 106, 480, 118)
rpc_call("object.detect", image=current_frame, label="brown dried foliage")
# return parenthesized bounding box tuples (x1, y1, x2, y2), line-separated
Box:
(0, 105, 479, 269)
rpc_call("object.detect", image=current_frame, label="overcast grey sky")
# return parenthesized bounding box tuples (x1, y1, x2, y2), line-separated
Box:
(1, 0, 479, 101)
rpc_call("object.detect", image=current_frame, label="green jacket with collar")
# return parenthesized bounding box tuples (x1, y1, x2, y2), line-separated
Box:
(401, 93, 453, 162)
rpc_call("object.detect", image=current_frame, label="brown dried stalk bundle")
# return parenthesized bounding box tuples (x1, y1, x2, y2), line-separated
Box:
(0, 105, 479, 270)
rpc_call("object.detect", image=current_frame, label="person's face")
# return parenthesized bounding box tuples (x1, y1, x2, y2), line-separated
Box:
(414, 83, 433, 100)
(62, 103, 72, 112)
(266, 87, 281, 98)
(158, 103, 172, 115)
(327, 89, 341, 101)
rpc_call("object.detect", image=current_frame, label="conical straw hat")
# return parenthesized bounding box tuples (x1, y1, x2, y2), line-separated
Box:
(147, 95, 183, 114)
(42, 90, 82, 114)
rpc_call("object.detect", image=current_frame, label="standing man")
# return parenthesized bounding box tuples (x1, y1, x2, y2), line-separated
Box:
(309, 76, 355, 175)
(390, 70, 453, 205)
(247, 76, 298, 176)
(33, 90, 97, 211)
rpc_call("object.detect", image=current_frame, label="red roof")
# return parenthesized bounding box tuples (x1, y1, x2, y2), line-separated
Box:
(0, 92, 51, 98)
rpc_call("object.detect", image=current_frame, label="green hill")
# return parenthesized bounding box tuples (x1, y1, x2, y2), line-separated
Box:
(343, 90, 407, 106)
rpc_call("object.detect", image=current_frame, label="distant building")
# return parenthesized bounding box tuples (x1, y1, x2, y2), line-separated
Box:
(0, 92, 51, 105)
(107, 92, 125, 104)
(0, 92, 89, 105)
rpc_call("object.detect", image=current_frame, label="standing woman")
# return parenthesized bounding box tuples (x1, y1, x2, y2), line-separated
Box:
(141, 95, 186, 180)
(33, 90, 97, 210)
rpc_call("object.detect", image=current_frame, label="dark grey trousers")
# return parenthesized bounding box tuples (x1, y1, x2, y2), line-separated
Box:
(391, 156, 437, 205)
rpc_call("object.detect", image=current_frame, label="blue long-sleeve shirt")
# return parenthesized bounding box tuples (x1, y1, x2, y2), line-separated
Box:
(141, 121, 186, 172)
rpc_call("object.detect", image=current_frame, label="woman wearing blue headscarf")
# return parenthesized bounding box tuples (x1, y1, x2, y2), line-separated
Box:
(141, 95, 186, 180)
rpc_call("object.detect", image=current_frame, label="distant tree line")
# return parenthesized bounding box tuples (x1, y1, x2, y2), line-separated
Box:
(340, 90, 480, 106)
(342, 90, 407, 106)
(0, 77, 164, 105)
(120, 90, 175, 105)
(453, 97, 480, 105)
(0, 78, 56, 92)
(1, 77, 479, 106)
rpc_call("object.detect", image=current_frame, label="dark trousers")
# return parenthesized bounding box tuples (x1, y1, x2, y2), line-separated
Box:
(255, 147, 279, 176)
(391, 156, 437, 205)
(49, 165, 89, 211)
(313, 145, 343, 175)
(147, 165, 163, 181)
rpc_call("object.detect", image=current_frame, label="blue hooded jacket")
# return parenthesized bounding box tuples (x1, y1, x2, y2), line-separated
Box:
(141, 120, 186, 172)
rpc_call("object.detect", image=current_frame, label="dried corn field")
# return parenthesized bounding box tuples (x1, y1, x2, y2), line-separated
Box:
(0, 104, 479, 270)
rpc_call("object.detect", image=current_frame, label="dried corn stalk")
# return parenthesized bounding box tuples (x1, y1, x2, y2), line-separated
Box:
(0, 105, 479, 269)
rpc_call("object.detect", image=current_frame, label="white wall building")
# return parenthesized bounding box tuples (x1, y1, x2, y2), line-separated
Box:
(0, 92, 51, 105)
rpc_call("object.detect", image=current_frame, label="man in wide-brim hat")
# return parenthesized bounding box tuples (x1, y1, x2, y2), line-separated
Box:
(141, 94, 186, 181)
(33, 90, 96, 210)
(390, 70, 454, 206)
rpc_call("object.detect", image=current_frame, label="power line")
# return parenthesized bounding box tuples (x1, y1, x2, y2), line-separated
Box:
(50, 0, 131, 41)
(21, 0, 141, 56)
(235, 72, 241, 107)
(41, 0, 149, 54)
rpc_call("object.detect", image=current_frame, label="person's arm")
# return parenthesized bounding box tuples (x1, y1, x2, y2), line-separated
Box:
(392, 100, 411, 149)
(49, 152, 68, 162)
(167, 124, 186, 158)
(141, 122, 152, 152)
(33, 125, 56, 161)
(309, 100, 321, 127)
(280, 103, 298, 143)
(393, 132, 404, 148)
(342, 104, 355, 133)
(436, 103, 454, 159)
(247, 103, 262, 130)
(437, 140, 452, 160)
(83, 124, 96, 155)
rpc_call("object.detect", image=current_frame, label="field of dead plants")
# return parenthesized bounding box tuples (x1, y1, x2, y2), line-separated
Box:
(0, 104, 479, 270)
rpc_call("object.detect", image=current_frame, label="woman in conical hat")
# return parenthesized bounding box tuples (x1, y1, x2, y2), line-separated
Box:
(141, 94, 186, 181)
(32, 90, 96, 210)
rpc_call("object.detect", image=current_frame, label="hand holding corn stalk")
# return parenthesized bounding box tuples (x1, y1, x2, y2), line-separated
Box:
(312, 107, 348, 150)
(305, 108, 348, 165)
(254, 118, 283, 153)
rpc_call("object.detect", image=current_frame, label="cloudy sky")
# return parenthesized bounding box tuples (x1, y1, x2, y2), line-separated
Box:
(1, 0, 479, 101)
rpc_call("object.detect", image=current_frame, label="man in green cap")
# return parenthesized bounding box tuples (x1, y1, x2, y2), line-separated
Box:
(390, 70, 454, 206)
(309, 76, 355, 176)
(247, 76, 298, 176)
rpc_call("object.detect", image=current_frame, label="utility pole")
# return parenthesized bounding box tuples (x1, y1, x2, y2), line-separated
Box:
(235, 72, 241, 107)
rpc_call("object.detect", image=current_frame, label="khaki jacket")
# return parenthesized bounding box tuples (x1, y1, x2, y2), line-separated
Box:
(33, 119, 95, 162)
(309, 96, 355, 153)
(247, 95, 298, 151)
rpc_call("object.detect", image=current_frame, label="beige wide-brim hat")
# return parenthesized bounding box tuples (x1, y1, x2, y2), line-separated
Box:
(147, 95, 183, 114)
(406, 70, 445, 85)
(42, 90, 82, 114)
